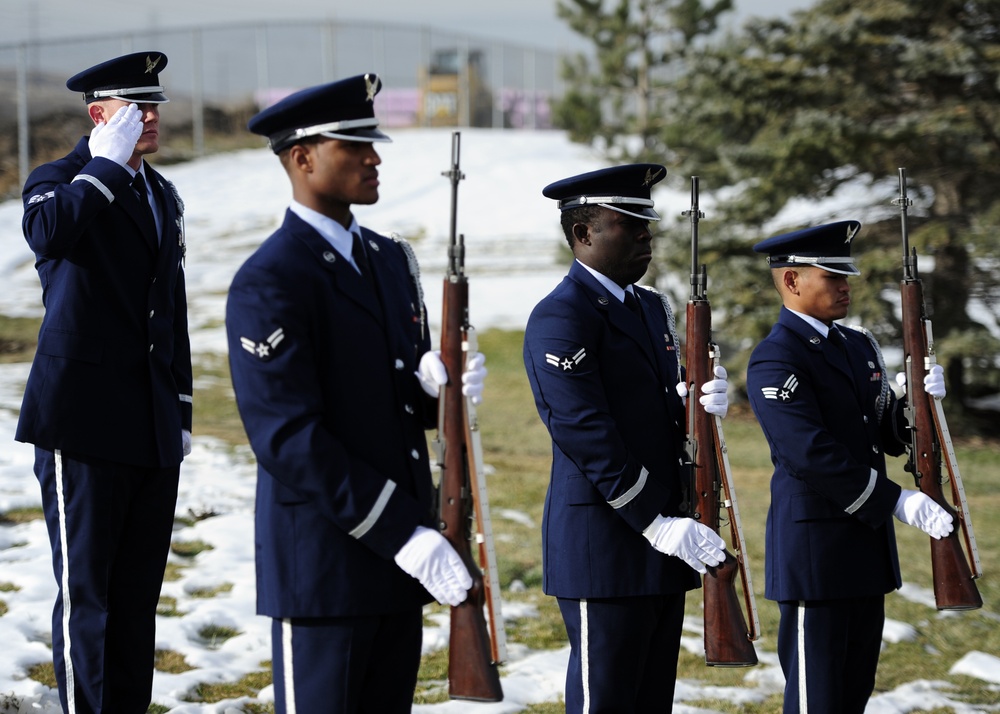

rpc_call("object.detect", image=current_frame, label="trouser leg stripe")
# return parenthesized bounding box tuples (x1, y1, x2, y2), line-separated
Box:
(54, 450, 77, 714)
(282, 618, 296, 714)
(798, 600, 807, 713)
(580, 599, 590, 713)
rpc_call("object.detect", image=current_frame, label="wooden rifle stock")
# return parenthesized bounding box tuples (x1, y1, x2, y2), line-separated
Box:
(894, 168, 982, 611)
(436, 132, 504, 700)
(681, 177, 760, 666)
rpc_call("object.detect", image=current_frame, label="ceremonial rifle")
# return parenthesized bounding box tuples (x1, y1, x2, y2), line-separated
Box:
(894, 168, 982, 610)
(681, 176, 760, 666)
(434, 131, 506, 700)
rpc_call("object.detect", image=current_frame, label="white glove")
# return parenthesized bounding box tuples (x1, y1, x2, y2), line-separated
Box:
(893, 489, 954, 539)
(924, 364, 946, 399)
(416, 350, 488, 405)
(643, 514, 726, 574)
(181, 429, 192, 457)
(895, 364, 946, 400)
(461, 352, 487, 405)
(89, 103, 143, 166)
(394, 526, 472, 606)
(699, 365, 729, 418)
(416, 350, 449, 397)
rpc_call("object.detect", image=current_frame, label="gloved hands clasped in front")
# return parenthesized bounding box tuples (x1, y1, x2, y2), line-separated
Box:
(893, 489, 954, 539)
(675, 365, 729, 418)
(643, 514, 726, 574)
(89, 103, 143, 167)
(393, 525, 472, 606)
(416, 350, 488, 405)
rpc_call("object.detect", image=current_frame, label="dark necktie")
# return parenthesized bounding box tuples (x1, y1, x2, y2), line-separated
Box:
(624, 289, 642, 320)
(352, 232, 373, 283)
(132, 172, 155, 226)
(828, 327, 847, 354)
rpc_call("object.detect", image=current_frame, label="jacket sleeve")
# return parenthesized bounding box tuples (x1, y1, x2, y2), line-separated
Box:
(524, 295, 670, 533)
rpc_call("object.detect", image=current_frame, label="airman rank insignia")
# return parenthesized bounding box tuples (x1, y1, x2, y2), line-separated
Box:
(241, 327, 285, 361)
(761, 374, 799, 402)
(27, 191, 54, 205)
(546, 348, 586, 372)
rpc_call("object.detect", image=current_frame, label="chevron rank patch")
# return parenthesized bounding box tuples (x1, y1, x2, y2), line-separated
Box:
(545, 348, 586, 372)
(240, 327, 285, 361)
(761, 373, 799, 402)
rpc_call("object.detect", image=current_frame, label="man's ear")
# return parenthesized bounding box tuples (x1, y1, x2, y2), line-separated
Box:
(571, 222, 591, 247)
(288, 144, 314, 174)
(781, 269, 800, 295)
(87, 103, 105, 127)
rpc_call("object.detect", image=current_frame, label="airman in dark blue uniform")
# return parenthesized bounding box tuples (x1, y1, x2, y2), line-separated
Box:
(523, 165, 731, 713)
(746, 221, 953, 714)
(16, 52, 191, 714)
(226, 74, 483, 714)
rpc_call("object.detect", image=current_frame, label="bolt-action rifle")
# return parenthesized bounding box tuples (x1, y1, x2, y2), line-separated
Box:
(433, 131, 506, 700)
(893, 168, 982, 610)
(681, 176, 760, 666)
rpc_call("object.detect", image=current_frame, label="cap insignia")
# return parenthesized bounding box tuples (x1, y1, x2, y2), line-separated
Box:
(365, 74, 378, 102)
(642, 167, 664, 187)
(145, 55, 162, 74)
(845, 223, 859, 243)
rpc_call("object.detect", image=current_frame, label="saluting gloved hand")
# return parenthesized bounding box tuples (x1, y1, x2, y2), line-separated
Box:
(894, 364, 947, 400)
(181, 429, 192, 457)
(89, 103, 143, 166)
(394, 525, 472, 606)
(893, 489, 954, 539)
(674, 365, 729, 418)
(643, 514, 726, 574)
(416, 350, 488, 405)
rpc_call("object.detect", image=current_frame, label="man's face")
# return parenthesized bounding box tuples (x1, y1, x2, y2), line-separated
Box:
(307, 137, 381, 209)
(784, 267, 852, 324)
(91, 99, 161, 157)
(574, 207, 653, 288)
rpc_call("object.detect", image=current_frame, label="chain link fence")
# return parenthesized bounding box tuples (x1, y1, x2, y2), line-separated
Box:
(0, 20, 565, 197)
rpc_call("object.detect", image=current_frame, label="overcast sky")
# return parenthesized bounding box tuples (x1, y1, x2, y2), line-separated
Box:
(2, 0, 814, 52)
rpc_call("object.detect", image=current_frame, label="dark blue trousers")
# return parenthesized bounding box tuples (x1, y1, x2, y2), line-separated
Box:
(270, 609, 423, 714)
(777, 597, 885, 714)
(558, 593, 686, 714)
(35, 448, 179, 714)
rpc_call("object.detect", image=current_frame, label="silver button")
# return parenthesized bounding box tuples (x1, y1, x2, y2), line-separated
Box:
(323, 251, 336, 263)
(149, 344, 154, 352)
(149, 310, 155, 318)
(405, 404, 415, 414)
(395, 359, 405, 370)
(410, 449, 419, 460)
(872, 445, 879, 453)
(864, 415, 869, 423)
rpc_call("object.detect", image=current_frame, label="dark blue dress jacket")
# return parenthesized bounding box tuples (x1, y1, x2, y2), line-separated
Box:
(17, 136, 192, 468)
(524, 261, 700, 599)
(226, 211, 438, 617)
(747, 307, 909, 602)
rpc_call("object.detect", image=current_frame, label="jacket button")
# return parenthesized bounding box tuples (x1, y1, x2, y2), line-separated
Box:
(149, 309, 155, 318)
(149, 344, 154, 352)
(872, 445, 879, 453)
(410, 449, 419, 460)
(395, 359, 405, 370)
(405, 404, 415, 414)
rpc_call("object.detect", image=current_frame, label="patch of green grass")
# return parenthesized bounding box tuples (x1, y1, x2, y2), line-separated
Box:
(191, 356, 248, 445)
(171, 539, 214, 558)
(163, 561, 188, 582)
(0, 600, 7, 617)
(0, 315, 40, 363)
(197, 623, 241, 649)
(146, 704, 170, 714)
(26, 660, 56, 688)
(189, 582, 234, 598)
(154, 648, 195, 674)
(0, 506, 44, 525)
(183, 667, 272, 703)
(0, 582, 21, 592)
(157, 595, 185, 617)
(413, 648, 450, 704)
